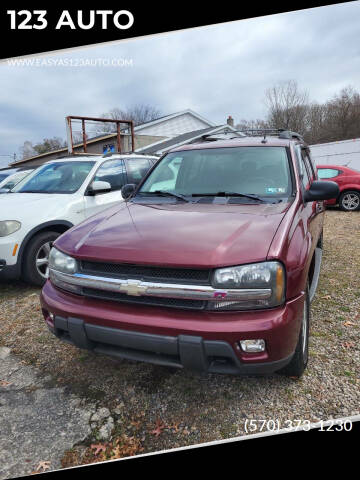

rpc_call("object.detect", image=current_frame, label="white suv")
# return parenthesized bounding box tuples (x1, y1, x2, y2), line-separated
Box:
(0, 153, 157, 285)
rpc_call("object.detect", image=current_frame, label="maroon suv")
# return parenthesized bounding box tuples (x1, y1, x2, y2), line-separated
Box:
(40, 130, 339, 377)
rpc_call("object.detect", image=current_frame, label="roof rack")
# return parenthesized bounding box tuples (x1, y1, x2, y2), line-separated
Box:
(201, 128, 304, 143)
(101, 151, 160, 158)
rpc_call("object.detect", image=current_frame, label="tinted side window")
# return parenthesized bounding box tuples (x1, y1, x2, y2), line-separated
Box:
(317, 168, 340, 179)
(295, 146, 309, 188)
(94, 159, 127, 191)
(305, 150, 317, 180)
(301, 149, 314, 182)
(126, 158, 152, 184)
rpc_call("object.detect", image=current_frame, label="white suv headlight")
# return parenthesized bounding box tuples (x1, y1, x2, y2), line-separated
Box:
(210, 261, 285, 310)
(49, 248, 78, 274)
(0, 220, 21, 237)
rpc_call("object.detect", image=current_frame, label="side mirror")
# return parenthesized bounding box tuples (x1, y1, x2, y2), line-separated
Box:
(304, 180, 339, 202)
(87, 181, 111, 195)
(121, 183, 137, 200)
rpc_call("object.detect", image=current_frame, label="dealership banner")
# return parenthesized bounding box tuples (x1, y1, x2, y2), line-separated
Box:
(0, 2, 331, 59)
(42, 417, 359, 478)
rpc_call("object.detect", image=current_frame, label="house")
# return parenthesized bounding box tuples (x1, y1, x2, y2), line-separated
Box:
(133, 109, 216, 137)
(9, 132, 167, 168)
(10, 109, 218, 168)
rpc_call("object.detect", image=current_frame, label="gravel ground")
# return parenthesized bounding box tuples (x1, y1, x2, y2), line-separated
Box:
(0, 209, 359, 472)
(0, 348, 96, 479)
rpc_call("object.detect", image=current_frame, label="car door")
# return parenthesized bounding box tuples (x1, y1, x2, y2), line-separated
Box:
(83, 158, 127, 218)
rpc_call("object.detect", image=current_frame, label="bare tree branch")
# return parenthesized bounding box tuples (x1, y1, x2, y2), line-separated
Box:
(264, 80, 309, 132)
(95, 104, 162, 134)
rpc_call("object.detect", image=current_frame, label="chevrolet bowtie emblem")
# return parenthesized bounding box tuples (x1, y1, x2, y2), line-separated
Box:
(120, 280, 147, 296)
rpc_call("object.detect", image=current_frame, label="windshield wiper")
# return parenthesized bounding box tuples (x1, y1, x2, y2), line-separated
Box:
(17, 190, 50, 193)
(190, 192, 265, 202)
(139, 190, 191, 203)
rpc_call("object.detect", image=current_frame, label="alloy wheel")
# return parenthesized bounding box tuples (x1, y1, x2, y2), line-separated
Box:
(35, 241, 52, 279)
(342, 193, 360, 211)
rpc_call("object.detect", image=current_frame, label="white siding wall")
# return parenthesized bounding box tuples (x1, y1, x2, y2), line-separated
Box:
(310, 138, 360, 170)
(135, 113, 211, 137)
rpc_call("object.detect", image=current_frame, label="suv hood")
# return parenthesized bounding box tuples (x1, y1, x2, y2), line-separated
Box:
(56, 201, 289, 268)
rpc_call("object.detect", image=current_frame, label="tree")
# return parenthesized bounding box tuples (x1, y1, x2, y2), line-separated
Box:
(96, 104, 162, 133)
(305, 102, 327, 144)
(19, 137, 67, 159)
(33, 137, 66, 155)
(19, 140, 36, 159)
(233, 83, 360, 145)
(264, 80, 309, 133)
(235, 118, 270, 131)
(321, 86, 360, 142)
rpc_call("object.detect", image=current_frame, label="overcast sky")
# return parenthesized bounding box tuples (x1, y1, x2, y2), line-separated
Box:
(1, 1, 360, 166)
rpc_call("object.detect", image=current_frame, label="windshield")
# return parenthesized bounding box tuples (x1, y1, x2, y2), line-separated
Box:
(139, 147, 292, 199)
(0, 173, 9, 182)
(0, 170, 31, 189)
(0, 169, 16, 182)
(13, 161, 95, 194)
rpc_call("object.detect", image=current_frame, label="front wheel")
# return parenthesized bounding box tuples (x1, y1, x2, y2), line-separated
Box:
(22, 231, 61, 286)
(278, 285, 310, 378)
(339, 191, 360, 211)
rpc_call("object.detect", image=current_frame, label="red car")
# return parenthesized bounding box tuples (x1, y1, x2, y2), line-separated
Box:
(40, 130, 339, 377)
(317, 164, 360, 211)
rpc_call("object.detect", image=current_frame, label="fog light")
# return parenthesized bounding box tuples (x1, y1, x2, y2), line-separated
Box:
(239, 339, 265, 353)
(49, 312, 55, 321)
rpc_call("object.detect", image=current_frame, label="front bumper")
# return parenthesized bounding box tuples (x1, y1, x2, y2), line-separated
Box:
(46, 316, 294, 374)
(0, 235, 22, 281)
(41, 281, 305, 375)
(0, 259, 21, 281)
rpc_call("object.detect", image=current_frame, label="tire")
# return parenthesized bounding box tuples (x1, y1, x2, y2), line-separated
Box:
(339, 190, 360, 211)
(278, 284, 310, 378)
(22, 231, 61, 286)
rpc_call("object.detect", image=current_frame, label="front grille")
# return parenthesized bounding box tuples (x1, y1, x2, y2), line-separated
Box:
(80, 261, 211, 285)
(82, 287, 207, 310)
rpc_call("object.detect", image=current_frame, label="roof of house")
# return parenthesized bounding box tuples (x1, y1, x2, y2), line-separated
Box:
(10, 110, 215, 166)
(138, 125, 238, 154)
(10, 133, 119, 166)
(133, 109, 216, 132)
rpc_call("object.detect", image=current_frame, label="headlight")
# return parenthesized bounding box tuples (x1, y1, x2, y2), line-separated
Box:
(49, 248, 81, 294)
(49, 248, 78, 274)
(210, 261, 285, 310)
(0, 220, 21, 237)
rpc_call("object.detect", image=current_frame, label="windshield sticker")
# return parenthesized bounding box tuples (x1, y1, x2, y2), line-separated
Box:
(266, 187, 286, 194)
